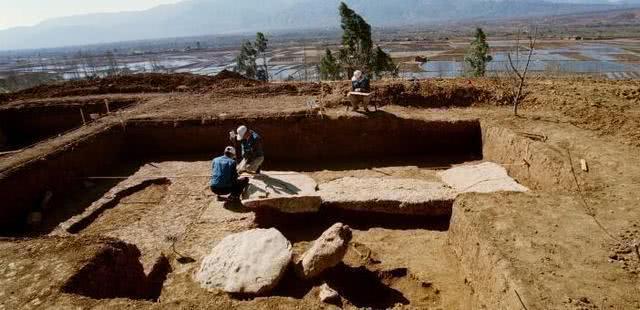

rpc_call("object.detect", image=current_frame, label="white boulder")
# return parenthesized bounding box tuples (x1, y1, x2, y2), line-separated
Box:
(195, 228, 292, 295)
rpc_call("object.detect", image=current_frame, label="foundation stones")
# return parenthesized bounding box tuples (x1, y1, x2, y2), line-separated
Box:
(298, 223, 352, 279)
(242, 171, 321, 213)
(318, 177, 457, 216)
(437, 162, 529, 193)
(195, 228, 292, 295)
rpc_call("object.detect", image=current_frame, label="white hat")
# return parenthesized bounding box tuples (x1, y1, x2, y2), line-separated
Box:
(224, 146, 236, 156)
(236, 125, 248, 141)
(352, 70, 363, 81)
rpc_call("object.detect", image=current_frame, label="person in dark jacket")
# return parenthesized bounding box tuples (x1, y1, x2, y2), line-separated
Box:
(349, 70, 372, 112)
(231, 125, 264, 174)
(210, 146, 249, 201)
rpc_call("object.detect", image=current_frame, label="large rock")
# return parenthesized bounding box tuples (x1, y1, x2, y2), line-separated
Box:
(318, 177, 457, 216)
(298, 223, 352, 279)
(242, 171, 321, 213)
(195, 228, 292, 295)
(437, 162, 529, 193)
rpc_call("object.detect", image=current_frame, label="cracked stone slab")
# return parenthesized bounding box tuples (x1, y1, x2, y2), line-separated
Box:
(241, 171, 321, 213)
(437, 162, 529, 193)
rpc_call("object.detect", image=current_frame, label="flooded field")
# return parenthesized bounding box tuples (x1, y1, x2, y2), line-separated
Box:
(2, 39, 639, 82)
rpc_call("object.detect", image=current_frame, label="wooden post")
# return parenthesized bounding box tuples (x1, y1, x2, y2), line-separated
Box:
(580, 159, 588, 172)
(104, 99, 110, 113)
(80, 108, 86, 125)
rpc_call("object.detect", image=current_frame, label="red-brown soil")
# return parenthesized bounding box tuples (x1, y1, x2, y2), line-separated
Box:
(1, 74, 640, 309)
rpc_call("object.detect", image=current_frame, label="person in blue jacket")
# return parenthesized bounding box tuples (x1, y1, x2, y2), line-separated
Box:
(210, 146, 249, 201)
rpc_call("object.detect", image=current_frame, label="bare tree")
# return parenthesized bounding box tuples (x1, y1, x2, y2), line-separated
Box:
(506, 26, 538, 116)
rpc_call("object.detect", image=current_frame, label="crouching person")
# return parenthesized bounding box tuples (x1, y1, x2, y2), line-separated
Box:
(234, 125, 264, 174)
(210, 146, 249, 201)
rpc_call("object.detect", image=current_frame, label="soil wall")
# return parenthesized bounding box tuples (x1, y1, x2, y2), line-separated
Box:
(481, 124, 575, 192)
(0, 99, 133, 149)
(125, 115, 483, 162)
(0, 126, 125, 232)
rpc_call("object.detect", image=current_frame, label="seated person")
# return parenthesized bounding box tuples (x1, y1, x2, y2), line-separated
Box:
(349, 70, 372, 112)
(210, 146, 249, 201)
(232, 125, 264, 174)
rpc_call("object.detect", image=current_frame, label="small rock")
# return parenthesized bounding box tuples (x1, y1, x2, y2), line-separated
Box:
(319, 283, 340, 304)
(298, 223, 352, 279)
(195, 228, 292, 294)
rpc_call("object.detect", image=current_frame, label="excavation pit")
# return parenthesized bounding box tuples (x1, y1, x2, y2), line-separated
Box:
(1, 113, 522, 308)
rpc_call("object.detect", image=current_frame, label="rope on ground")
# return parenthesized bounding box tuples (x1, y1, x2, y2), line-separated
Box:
(565, 149, 620, 243)
(514, 289, 529, 310)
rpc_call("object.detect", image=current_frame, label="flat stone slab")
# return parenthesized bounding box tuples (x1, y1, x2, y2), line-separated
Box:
(242, 171, 321, 213)
(318, 177, 457, 216)
(437, 162, 529, 193)
(195, 228, 292, 295)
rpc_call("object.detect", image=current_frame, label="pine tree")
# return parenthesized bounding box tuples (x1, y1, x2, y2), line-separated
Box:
(255, 32, 269, 81)
(335, 2, 395, 79)
(235, 41, 257, 79)
(464, 28, 493, 77)
(372, 46, 398, 78)
(319, 49, 341, 80)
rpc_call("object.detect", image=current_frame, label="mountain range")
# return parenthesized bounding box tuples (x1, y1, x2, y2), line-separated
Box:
(1, 0, 638, 50)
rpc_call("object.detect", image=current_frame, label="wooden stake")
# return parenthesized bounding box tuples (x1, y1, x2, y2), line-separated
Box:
(104, 99, 110, 113)
(80, 108, 86, 125)
(580, 159, 588, 172)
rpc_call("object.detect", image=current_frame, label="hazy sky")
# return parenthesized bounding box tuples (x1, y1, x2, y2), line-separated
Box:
(0, 0, 183, 30)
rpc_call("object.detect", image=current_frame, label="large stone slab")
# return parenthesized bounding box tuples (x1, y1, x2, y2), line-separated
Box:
(318, 177, 457, 216)
(242, 171, 321, 213)
(195, 228, 292, 295)
(437, 162, 529, 193)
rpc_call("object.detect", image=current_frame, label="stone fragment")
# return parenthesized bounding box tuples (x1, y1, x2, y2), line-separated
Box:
(242, 171, 321, 213)
(298, 223, 352, 279)
(195, 228, 292, 294)
(319, 283, 340, 304)
(437, 162, 529, 193)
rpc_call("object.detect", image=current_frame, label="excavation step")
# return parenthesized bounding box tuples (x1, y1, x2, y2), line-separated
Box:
(241, 171, 322, 213)
(318, 177, 457, 216)
(437, 162, 529, 193)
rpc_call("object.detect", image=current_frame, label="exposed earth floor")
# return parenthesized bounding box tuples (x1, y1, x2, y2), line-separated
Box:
(1, 74, 640, 309)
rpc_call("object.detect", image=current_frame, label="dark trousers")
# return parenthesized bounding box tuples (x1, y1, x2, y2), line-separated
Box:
(210, 177, 249, 197)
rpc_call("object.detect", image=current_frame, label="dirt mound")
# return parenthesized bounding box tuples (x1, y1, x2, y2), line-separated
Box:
(322, 79, 496, 108)
(1, 71, 261, 103)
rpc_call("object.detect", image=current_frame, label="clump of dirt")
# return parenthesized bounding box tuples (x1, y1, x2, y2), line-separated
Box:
(608, 221, 640, 276)
(62, 241, 171, 301)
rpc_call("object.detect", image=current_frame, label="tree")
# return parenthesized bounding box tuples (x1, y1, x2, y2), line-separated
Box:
(335, 2, 396, 79)
(506, 26, 538, 116)
(235, 41, 257, 79)
(255, 32, 269, 81)
(371, 46, 398, 78)
(319, 49, 341, 80)
(464, 28, 493, 77)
